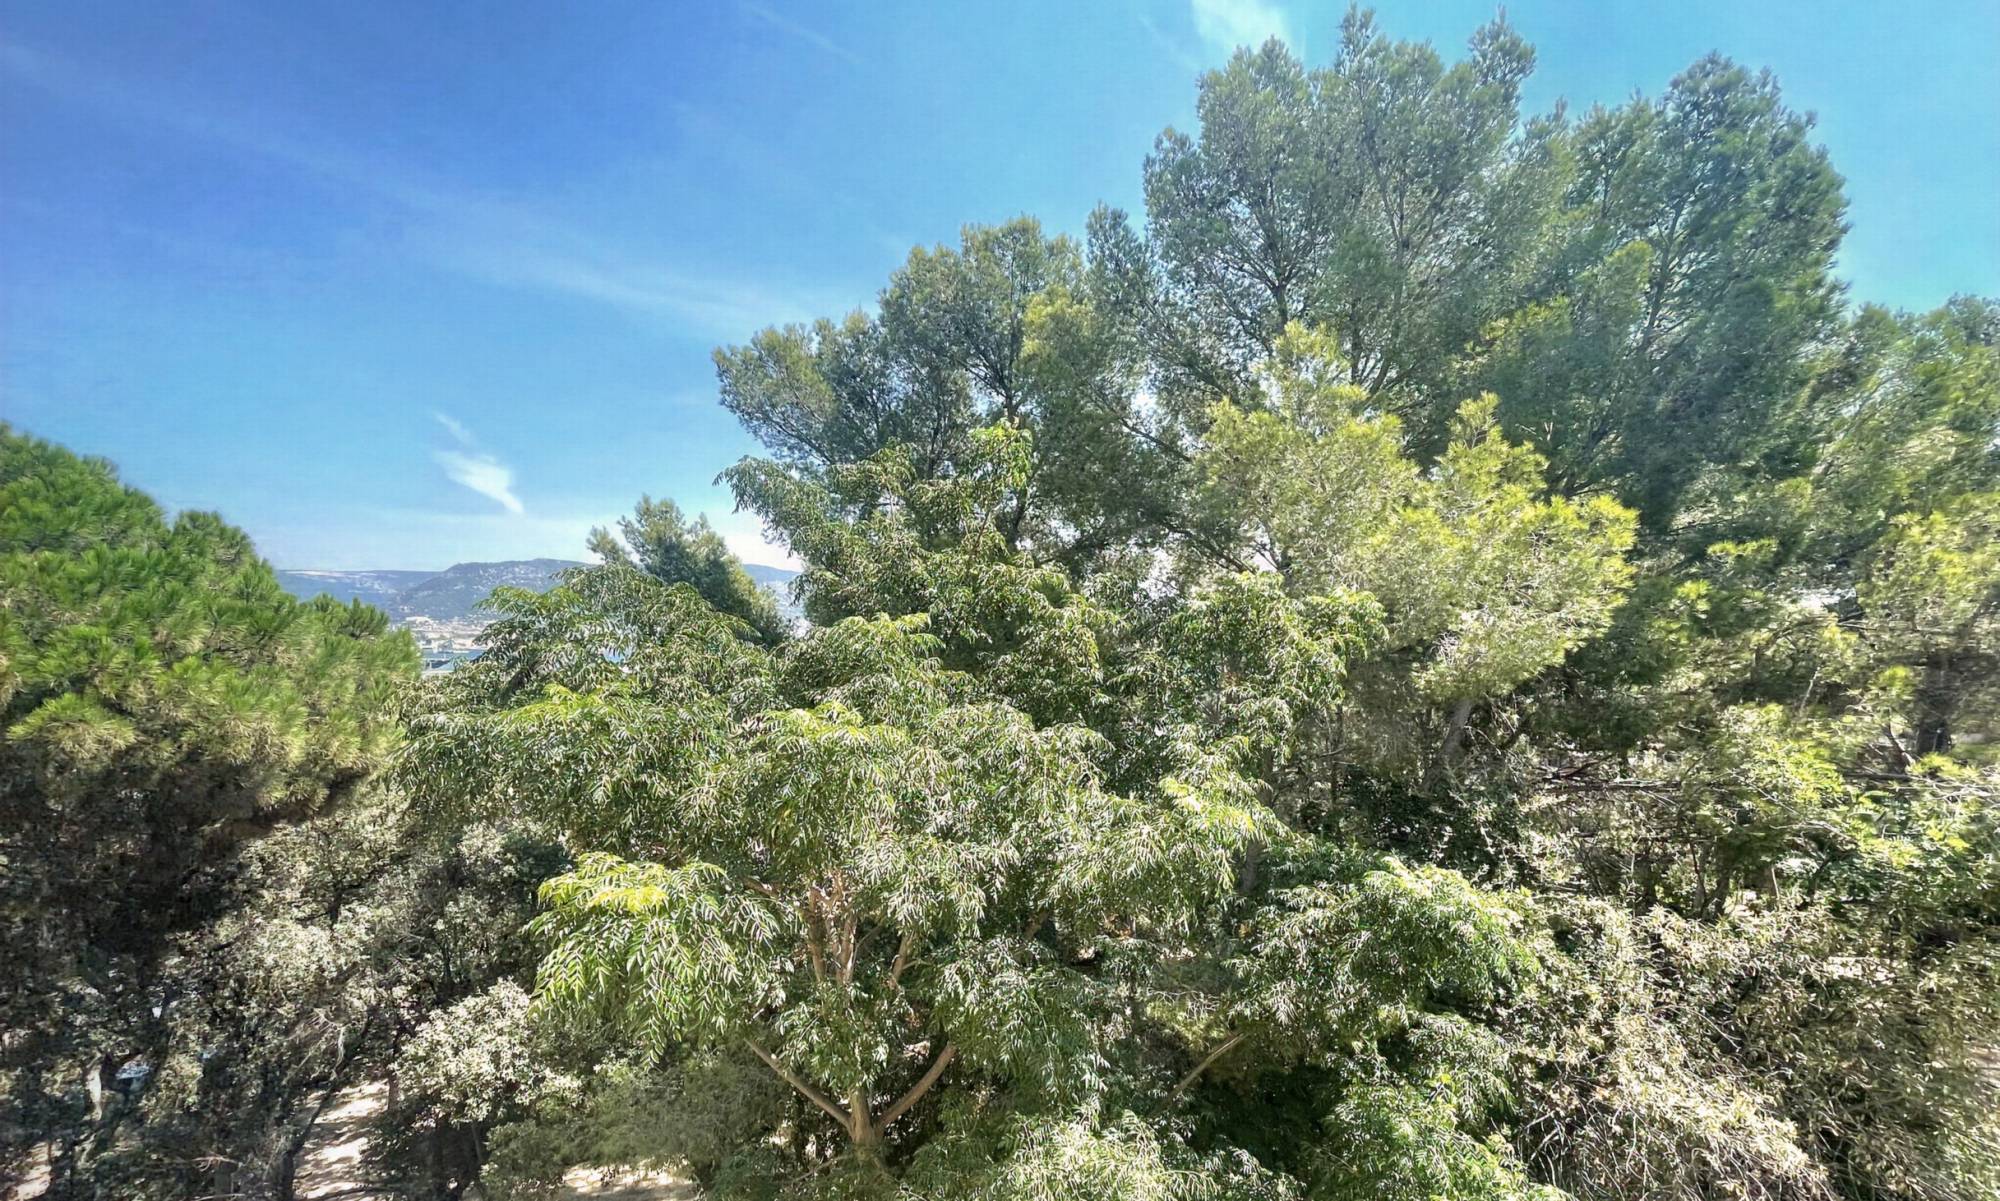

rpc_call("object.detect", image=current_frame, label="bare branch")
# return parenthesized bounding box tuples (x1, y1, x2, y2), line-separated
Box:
(888, 931, 919, 989)
(878, 1043, 957, 1129)
(745, 1039, 848, 1126)
(1168, 1031, 1246, 1104)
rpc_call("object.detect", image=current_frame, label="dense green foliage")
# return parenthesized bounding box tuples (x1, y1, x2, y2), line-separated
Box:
(0, 426, 423, 1194)
(5, 11, 1998, 1201)
(588, 496, 790, 644)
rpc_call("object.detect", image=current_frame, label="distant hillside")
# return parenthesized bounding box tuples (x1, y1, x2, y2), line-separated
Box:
(274, 569, 436, 609)
(278, 560, 580, 624)
(384, 558, 584, 623)
(278, 558, 802, 629)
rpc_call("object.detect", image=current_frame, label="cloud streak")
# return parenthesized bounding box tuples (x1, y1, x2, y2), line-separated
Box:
(1189, 0, 1291, 53)
(740, 3, 861, 65)
(432, 411, 473, 445)
(0, 37, 843, 338)
(433, 449, 525, 515)
(431, 412, 523, 514)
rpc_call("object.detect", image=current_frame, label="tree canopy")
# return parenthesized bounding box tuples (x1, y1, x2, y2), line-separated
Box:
(6, 11, 1997, 1201)
(0, 425, 419, 1193)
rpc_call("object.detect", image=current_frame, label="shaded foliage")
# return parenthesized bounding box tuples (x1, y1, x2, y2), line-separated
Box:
(8, 9, 1997, 1201)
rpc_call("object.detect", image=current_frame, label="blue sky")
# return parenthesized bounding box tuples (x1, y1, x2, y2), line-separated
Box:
(3, 0, 1995, 570)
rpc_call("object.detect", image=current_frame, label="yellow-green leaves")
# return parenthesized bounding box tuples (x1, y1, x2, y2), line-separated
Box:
(533, 854, 785, 1049)
(1196, 328, 1636, 704)
(1860, 495, 2000, 649)
(1403, 398, 1636, 701)
(1198, 336, 1416, 584)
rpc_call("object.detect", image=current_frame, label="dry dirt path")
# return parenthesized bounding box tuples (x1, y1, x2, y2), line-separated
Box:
(296, 1080, 694, 1200)
(295, 1081, 392, 1200)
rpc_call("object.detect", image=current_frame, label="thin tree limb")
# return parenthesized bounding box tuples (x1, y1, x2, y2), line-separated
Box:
(878, 1043, 957, 1129)
(888, 931, 918, 989)
(745, 1040, 848, 1126)
(1169, 1032, 1246, 1104)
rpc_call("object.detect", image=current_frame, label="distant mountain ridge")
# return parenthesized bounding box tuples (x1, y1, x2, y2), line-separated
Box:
(272, 569, 437, 610)
(383, 558, 586, 623)
(277, 558, 801, 627)
(276, 560, 584, 624)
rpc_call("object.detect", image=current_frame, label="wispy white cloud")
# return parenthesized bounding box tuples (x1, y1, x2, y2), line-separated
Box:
(432, 411, 473, 446)
(739, 3, 861, 65)
(438, 240, 844, 335)
(0, 37, 841, 338)
(427, 413, 524, 514)
(433, 449, 525, 515)
(1189, 0, 1291, 53)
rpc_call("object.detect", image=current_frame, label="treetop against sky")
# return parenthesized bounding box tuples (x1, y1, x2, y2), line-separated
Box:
(1, 0, 1994, 570)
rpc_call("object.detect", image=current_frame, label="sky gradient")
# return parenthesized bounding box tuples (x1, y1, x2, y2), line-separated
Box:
(3, 0, 1996, 569)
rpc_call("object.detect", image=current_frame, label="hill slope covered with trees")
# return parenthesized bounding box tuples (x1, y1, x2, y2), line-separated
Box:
(4, 11, 1997, 1201)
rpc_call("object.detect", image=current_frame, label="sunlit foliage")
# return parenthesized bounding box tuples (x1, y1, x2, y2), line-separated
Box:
(8, 8, 1998, 1201)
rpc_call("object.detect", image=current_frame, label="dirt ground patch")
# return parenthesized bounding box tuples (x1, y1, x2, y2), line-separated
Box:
(298, 1080, 694, 1200)
(549, 1165, 699, 1199)
(297, 1080, 391, 1199)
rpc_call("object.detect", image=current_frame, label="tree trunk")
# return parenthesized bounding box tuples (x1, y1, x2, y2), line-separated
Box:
(1427, 697, 1475, 790)
(1168, 1031, 1246, 1104)
(847, 1091, 882, 1163)
(1915, 655, 1955, 755)
(84, 1054, 116, 1124)
(426, 1123, 448, 1200)
(1440, 697, 1474, 763)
